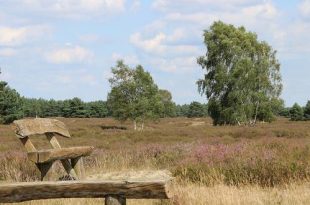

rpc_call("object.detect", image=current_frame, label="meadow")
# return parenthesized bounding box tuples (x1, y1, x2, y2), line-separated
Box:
(1, 117, 310, 204)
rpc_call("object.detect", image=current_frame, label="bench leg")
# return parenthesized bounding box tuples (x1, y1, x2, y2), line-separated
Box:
(105, 196, 126, 205)
(61, 159, 78, 180)
(36, 162, 53, 181)
(71, 157, 85, 179)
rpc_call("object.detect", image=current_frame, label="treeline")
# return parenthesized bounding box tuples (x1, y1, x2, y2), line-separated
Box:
(279, 101, 310, 121)
(22, 98, 208, 119)
(23, 98, 109, 118)
(0, 80, 209, 124)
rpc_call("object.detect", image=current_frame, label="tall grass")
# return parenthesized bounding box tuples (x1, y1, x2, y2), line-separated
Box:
(1, 117, 310, 204)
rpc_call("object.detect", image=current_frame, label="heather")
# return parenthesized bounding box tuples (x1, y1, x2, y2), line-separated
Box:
(1, 117, 310, 204)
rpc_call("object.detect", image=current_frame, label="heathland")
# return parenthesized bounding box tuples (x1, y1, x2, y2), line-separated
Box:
(1, 117, 310, 204)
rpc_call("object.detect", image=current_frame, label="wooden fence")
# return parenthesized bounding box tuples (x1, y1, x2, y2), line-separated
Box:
(0, 179, 172, 205)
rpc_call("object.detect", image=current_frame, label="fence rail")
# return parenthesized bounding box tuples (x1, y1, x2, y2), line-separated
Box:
(0, 179, 172, 205)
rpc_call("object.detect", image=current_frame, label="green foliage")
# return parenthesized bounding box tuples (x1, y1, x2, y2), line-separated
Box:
(86, 101, 109, 118)
(187, 101, 206, 118)
(22, 98, 109, 118)
(279, 107, 291, 118)
(175, 104, 189, 117)
(197, 21, 282, 125)
(107, 60, 164, 130)
(0, 81, 24, 124)
(62, 98, 88, 118)
(289, 103, 304, 121)
(304, 101, 310, 120)
(158, 89, 176, 117)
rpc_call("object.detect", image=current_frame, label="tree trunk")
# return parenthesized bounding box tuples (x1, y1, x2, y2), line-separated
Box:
(253, 101, 260, 125)
(133, 120, 137, 130)
(141, 122, 144, 130)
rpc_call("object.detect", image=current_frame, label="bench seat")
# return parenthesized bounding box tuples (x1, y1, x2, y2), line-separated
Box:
(28, 146, 94, 163)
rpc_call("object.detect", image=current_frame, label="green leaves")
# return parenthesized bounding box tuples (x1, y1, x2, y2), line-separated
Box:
(107, 61, 165, 130)
(290, 103, 304, 121)
(0, 81, 24, 124)
(198, 21, 283, 125)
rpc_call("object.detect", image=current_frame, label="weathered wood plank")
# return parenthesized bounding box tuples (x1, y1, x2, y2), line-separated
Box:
(71, 157, 84, 179)
(0, 180, 172, 203)
(19, 137, 37, 152)
(45, 133, 79, 179)
(14, 118, 71, 138)
(27, 146, 94, 163)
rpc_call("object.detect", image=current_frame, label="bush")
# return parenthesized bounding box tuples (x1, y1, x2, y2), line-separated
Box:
(0, 81, 24, 124)
(289, 103, 304, 121)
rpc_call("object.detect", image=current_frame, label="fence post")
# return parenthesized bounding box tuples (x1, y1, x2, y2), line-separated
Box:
(105, 195, 126, 205)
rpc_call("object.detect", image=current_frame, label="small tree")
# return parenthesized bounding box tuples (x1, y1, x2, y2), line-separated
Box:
(107, 61, 163, 130)
(0, 81, 24, 124)
(187, 101, 204, 118)
(158, 89, 176, 117)
(289, 103, 304, 121)
(175, 104, 189, 117)
(304, 101, 310, 120)
(197, 21, 282, 125)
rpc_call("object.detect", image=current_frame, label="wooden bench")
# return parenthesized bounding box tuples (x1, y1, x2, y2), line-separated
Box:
(0, 171, 173, 205)
(13, 118, 94, 181)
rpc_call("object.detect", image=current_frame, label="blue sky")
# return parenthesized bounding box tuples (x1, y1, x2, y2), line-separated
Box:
(0, 0, 309, 106)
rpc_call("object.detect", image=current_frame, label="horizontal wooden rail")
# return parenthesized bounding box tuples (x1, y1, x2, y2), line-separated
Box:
(0, 180, 172, 203)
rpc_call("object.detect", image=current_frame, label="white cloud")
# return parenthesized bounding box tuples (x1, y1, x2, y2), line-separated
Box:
(0, 25, 49, 46)
(152, 0, 260, 11)
(242, 2, 278, 19)
(130, 0, 281, 74)
(0, 48, 17, 57)
(165, 2, 278, 25)
(299, 0, 310, 17)
(46, 46, 94, 64)
(130, 31, 200, 56)
(130, 32, 166, 54)
(15, 0, 125, 19)
(149, 56, 198, 73)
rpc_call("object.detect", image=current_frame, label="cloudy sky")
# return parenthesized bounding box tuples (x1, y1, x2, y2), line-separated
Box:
(0, 0, 309, 106)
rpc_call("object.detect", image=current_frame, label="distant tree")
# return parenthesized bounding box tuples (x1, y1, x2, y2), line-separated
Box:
(22, 97, 110, 118)
(197, 21, 282, 125)
(63, 98, 88, 118)
(187, 101, 205, 118)
(279, 107, 290, 118)
(47, 99, 63, 117)
(257, 98, 284, 122)
(175, 104, 189, 117)
(158, 89, 176, 117)
(23, 98, 40, 117)
(86, 101, 109, 118)
(0, 81, 23, 124)
(304, 101, 310, 120)
(289, 103, 304, 121)
(107, 61, 163, 130)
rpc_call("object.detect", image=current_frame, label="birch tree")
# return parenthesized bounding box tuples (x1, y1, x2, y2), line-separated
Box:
(197, 21, 282, 125)
(107, 61, 163, 130)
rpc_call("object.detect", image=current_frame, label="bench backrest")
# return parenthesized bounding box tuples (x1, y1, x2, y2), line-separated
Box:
(14, 118, 71, 138)
(13, 118, 71, 153)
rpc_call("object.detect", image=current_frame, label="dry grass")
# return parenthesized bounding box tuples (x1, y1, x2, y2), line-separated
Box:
(1, 117, 310, 204)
